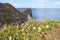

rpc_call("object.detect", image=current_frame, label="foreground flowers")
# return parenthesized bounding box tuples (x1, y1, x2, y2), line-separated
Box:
(46, 25, 50, 28)
(38, 27, 41, 32)
(9, 36, 12, 40)
(0, 19, 59, 40)
(33, 27, 36, 30)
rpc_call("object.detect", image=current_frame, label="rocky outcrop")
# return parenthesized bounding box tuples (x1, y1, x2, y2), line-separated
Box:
(0, 3, 33, 27)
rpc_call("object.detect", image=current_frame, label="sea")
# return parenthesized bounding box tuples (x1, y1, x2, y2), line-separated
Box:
(17, 8, 60, 20)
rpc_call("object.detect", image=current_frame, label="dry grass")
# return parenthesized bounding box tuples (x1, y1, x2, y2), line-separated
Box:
(0, 19, 60, 40)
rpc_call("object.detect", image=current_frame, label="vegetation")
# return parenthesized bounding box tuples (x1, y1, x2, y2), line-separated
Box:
(0, 19, 60, 40)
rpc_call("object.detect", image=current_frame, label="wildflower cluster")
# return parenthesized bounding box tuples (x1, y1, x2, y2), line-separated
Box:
(0, 19, 59, 40)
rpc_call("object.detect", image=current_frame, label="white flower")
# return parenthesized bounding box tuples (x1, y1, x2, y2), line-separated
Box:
(37, 27, 41, 32)
(29, 24, 31, 27)
(33, 27, 36, 29)
(38, 27, 41, 31)
(21, 29, 24, 31)
(22, 23, 24, 26)
(9, 36, 12, 40)
(46, 25, 49, 28)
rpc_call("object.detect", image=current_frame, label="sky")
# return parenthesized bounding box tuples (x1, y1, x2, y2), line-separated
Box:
(0, 0, 60, 8)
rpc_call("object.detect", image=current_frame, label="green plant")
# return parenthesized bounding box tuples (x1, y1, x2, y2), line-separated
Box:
(0, 19, 60, 40)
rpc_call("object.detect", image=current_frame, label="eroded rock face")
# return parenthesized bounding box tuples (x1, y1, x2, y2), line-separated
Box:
(0, 3, 33, 27)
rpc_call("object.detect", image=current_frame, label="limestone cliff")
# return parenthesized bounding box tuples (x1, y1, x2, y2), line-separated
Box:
(0, 3, 33, 27)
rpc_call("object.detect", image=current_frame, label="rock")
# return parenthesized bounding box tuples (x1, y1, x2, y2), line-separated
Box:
(0, 3, 33, 27)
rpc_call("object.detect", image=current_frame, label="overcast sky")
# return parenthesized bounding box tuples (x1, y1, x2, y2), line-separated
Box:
(0, 0, 60, 8)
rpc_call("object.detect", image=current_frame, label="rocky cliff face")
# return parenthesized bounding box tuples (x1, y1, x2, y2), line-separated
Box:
(0, 3, 32, 27)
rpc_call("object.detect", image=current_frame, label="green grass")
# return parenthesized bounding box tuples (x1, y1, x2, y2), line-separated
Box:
(0, 19, 60, 40)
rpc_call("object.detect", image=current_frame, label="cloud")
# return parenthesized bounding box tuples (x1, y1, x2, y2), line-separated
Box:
(32, 0, 47, 8)
(8, 0, 14, 3)
(7, 0, 47, 8)
(52, 2, 60, 6)
(35, 0, 47, 4)
(13, 3, 35, 8)
(7, 0, 60, 8)
(14, 3, 46, 8)
(37, 0, 46, 3)
(45, 1, 60, 8)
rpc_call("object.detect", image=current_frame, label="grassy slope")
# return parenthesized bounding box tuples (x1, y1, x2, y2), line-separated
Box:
(0, 19, 60, 40)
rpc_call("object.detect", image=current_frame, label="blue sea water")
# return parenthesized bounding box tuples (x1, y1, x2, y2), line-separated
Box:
(17, 8, 60, 20)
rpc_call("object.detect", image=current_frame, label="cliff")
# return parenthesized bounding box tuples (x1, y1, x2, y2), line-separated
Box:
(0, 3, 32, 27)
